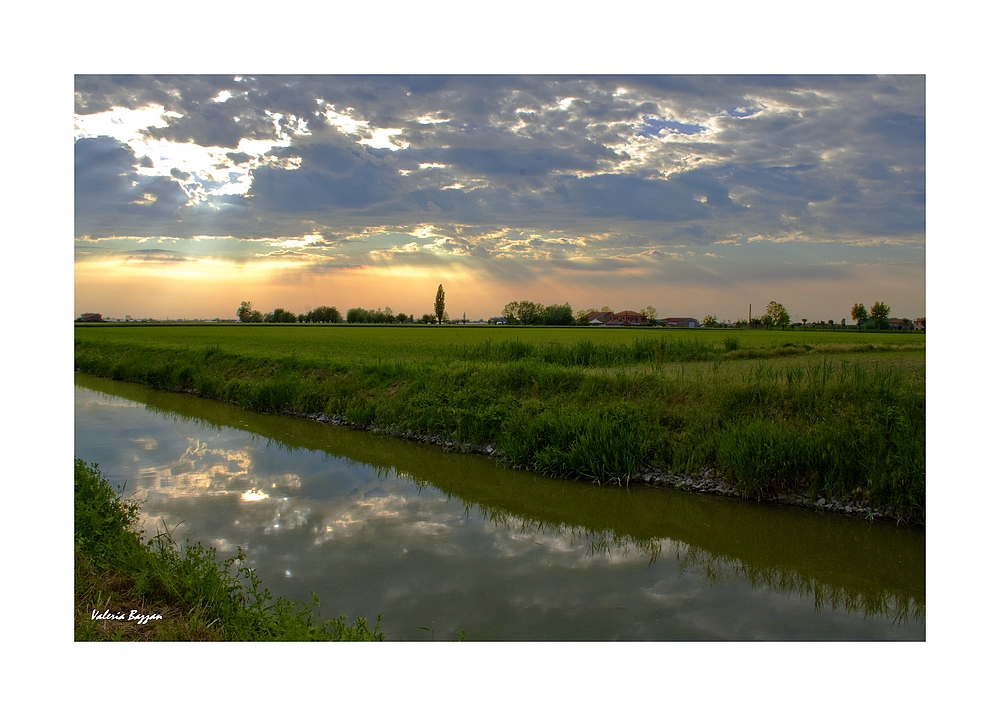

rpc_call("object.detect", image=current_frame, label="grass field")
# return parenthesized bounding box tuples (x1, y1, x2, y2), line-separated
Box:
(75, 322, 925, 362)
(75, 324, 925, 519)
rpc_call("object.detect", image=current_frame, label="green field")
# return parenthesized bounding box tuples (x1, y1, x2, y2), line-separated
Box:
(75, 324, 925, 519)
(75, 322, 925, 362)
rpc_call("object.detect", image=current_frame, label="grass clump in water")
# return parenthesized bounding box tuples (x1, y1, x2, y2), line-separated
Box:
(74, 458, 383, 641)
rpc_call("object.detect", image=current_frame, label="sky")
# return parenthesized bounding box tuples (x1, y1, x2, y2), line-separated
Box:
(74, 74, 925, 322)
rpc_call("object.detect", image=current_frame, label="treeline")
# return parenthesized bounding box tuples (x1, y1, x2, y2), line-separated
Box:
(235, 302, 353, 324)
(238, 301, 333, 323)
(237, 301, 433, 325)
(345, 307, 413, 324)
(500, 301, 574, 325)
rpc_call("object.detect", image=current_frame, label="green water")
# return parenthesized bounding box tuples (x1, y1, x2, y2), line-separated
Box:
(74, 373, 925, 640)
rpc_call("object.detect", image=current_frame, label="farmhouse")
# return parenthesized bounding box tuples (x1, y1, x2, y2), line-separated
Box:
(587, 310, 647, 326)
(586, 311, 615, 325)
(610, 310, 646, 326)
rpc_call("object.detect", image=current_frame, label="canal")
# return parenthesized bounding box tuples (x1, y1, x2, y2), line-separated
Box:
(74, 373, 925, 640)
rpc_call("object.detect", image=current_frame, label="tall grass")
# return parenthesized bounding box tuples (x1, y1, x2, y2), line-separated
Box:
(498, 405, 650, 482)
(75, 459, 383, 641)
(713, 361, 924, 512)
(462, 337, 746, 366)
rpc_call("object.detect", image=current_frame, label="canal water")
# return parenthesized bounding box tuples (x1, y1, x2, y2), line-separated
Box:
(74, 373, 925, 640)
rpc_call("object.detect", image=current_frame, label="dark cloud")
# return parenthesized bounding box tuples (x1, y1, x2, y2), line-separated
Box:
(860, 110, 926, 149)
(145, 98, 263, 149)
(411, 142, 615, 188)
(120, 249, 194, 262)
(75, 137, 189, 236)
(560, 171, 741, 225)
(225, 151, 252, 165)
(75, 137, 138, 198)
(277, 143, 364, 177)
(75, 75, 924, 255)
(75, 74, 236, 115)
(249, 161, 402, 212)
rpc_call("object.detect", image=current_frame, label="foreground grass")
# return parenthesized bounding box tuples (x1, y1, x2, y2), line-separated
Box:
(75, 458, 383, 641)
(75, 325, 925, 520)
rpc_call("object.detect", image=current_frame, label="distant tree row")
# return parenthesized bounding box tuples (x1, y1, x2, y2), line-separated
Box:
(501, 300, 574, 325)
(236, 284, 449, 326)
(345, 307, 412, 324)
(233, 295, 910, 331)
(236, 301, 433, 325)
(237, 301, 343, 324)
(300, 306, 343, 323)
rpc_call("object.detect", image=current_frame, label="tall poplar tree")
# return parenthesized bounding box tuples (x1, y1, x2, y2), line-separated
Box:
(434, 284, 446, 324)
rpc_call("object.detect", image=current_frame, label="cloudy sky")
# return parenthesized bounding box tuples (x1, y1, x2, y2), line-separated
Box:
(74, 74, 925, 322)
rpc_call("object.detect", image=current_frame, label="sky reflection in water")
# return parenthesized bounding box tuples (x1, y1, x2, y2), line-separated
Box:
(74, 374, 925, 641)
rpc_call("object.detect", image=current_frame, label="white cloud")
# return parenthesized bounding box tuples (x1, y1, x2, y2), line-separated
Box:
(76, 103, 294, 204)
(267, 233, 325, 249)
(359, 127, 407, 151)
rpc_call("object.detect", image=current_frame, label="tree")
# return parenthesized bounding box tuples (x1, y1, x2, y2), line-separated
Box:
(264, 307, 296, 323)
(644, 305, 659, 323)
(850, 303, 869, 329)
(300, 306, 342, 323)
(237, 301, 254, 323)
(543, 302, 574, 325)
(870, 301, 890, 330)
(345, 308, 365, 323)
(764, 301, 790, 328)
(346, 307, 395, 323)
(434, 284, 446, 324)
(703, 314, 719, 328)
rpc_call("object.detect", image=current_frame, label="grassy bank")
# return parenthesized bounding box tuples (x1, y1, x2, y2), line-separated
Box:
(75, 325, 925, 519)
(75, 458, 383, 641)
